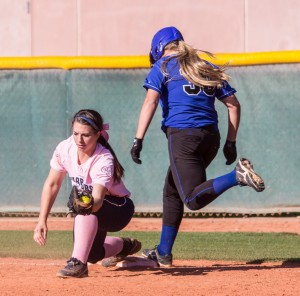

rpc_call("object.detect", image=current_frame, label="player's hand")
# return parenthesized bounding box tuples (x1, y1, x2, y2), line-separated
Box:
(223, 140, 237, 165)
(130, 138, 143, 164)
(33, 221, 48, 246)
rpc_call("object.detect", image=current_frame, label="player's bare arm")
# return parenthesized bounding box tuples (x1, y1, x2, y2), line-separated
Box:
(222, 94, 241, 142)
(91, 183, 107, 212)
(135, 89, 160, 139)
(34, 168, 66, 246)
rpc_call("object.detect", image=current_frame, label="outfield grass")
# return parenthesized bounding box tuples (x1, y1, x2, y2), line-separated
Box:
(0, 230, 299, 262)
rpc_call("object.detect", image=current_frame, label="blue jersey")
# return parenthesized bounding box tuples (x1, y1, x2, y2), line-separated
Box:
(143, 57, 236, 129)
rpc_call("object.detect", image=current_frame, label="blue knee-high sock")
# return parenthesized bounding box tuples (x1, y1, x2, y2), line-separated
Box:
(157, 225, 178, 256)
(212, 170, 238, 195)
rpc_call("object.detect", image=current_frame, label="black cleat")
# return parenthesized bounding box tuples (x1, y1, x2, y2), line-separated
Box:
(141, 246, 173, 267)
(56, 257, 88, 278)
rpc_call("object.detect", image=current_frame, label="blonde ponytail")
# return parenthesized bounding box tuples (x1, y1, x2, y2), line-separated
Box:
(161, 41, 230, 88)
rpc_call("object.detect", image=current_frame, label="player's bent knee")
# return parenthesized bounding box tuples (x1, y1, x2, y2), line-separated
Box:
(87, 255, 104, 264)
(185, 191, 218, 211)
(184, 201, 201, 211)
(87, 258, 99, 264)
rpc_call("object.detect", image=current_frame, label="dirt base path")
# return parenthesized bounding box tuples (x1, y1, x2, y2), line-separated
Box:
(1, 217, 299, 296)
(1, 216, 300, 233)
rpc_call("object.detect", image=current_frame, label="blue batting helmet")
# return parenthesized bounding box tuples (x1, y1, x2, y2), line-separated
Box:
(149, 26, 184, 64)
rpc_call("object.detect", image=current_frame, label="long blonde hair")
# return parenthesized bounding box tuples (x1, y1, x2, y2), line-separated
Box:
(161, 40, 230, 88)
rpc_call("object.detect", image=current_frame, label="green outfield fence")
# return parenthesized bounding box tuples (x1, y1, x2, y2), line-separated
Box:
(0, 52, 299, 217)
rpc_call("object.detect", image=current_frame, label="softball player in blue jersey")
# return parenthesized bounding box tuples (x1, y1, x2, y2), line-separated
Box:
(130, 26, 265, 267)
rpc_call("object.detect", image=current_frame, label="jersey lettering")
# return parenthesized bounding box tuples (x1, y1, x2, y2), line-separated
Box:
(72, 176, 93, 192)
(183, 84, 201, 95)
(203, 86, 216, 97)
(183, 83, 215, 97)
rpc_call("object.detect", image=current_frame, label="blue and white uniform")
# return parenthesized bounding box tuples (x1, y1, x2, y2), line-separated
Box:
(134, 26, 263, 263)
(142, 56, 238, 257)
(144, 57, 236, 130)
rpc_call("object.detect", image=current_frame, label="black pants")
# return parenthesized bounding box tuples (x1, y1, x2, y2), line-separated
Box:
(86, 195, 134, 263)
(163, 126, 220, 228)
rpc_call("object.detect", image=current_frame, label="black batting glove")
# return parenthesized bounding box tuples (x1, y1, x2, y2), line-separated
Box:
(130, 138, 143, 164)
(223, 140, 237, 165)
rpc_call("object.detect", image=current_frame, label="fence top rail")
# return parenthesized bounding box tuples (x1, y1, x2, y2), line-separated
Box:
(0, 51, 300, 69)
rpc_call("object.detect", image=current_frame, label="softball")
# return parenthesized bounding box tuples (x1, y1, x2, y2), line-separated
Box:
(80, 195, 90, 204)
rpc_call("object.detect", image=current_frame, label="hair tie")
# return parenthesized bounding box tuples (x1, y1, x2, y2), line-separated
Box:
(102, 123, 109, 131)
(101, 123, 109, 141)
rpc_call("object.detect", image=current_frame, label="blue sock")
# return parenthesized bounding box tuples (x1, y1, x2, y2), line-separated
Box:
(212, 170, 238, 195)
(157, 225, 178, 256)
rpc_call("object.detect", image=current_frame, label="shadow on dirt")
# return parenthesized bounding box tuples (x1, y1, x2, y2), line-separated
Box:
(114, 258, 300, 277)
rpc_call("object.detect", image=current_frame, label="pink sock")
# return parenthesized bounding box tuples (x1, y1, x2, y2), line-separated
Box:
(72, 214, 98, 263)
(71, 215, 124, 263)
(103, 236, 123, 258)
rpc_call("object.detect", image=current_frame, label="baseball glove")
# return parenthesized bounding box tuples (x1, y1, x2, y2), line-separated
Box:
(69, 186, 94, 215)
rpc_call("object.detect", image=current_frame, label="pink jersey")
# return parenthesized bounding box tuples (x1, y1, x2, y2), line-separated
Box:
(50, 136, 130, 197)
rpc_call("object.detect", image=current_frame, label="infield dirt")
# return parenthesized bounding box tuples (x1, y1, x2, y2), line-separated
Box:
(0, 217, 299, 296)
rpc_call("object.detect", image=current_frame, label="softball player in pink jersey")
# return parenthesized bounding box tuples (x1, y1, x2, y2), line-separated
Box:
(34, 109, 141, 278)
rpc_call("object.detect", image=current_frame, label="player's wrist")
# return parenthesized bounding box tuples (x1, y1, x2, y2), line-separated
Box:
(134, 136, 143, 141)
(133, 137, 143, 146)
(225, 140, 236, 146)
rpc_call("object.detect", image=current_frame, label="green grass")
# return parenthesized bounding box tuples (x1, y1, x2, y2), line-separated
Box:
(0, 231, 73, 259)
(0, 230, 299, 262)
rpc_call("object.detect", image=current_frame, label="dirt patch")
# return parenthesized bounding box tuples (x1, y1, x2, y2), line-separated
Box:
(1, 216, 300, 234)
(1, 217, 299, 296)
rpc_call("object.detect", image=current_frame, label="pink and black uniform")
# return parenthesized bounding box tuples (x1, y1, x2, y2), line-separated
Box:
(50, 136, 134, 263)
